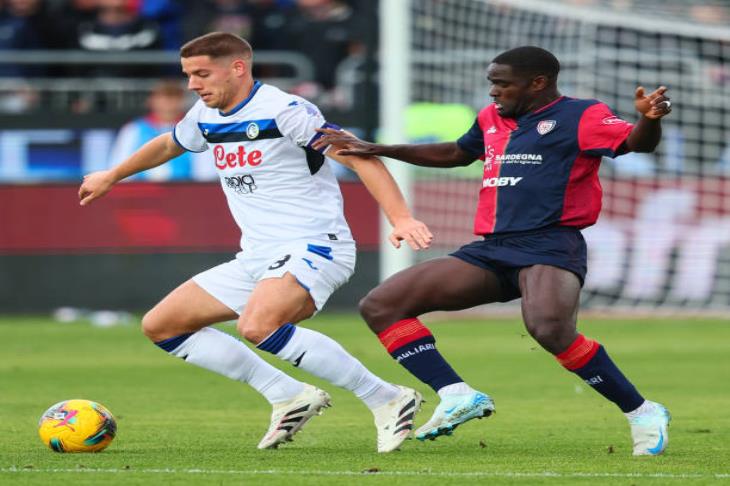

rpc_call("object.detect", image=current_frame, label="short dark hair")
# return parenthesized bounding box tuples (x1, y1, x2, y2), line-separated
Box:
(492, 46, 560, 81)
(180, 32, 252, 60)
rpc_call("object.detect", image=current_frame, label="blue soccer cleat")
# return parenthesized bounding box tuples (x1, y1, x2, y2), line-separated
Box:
(628, 401, 670, 456)
(415, 391, 495, 441)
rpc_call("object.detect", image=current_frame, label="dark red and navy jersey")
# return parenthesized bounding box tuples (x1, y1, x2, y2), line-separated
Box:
(457, 97, 633, 235)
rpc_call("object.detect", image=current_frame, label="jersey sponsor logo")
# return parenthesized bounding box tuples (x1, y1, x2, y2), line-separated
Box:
(486, 125, 497, 134)
(537, 119, 556, 135)
(602, 115, 628, 125)
(213, 144, 263, 170)
(495, 154, 542, 163)
(485, 150, 543, 171)
(246, 122, 259, 139)
(224, 174, 257, 194)
(482, 176, 523, 187)
(484, 144, 496, 170)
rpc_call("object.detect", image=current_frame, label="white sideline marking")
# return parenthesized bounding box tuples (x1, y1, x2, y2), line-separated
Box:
(1, 467, 728, 479)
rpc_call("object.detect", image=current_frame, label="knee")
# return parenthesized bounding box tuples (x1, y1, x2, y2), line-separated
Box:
(524, 313, 576, 354)
(358, 290, 398, 333)
(141, 310, 169, 343)
(236, 317, 272, 345)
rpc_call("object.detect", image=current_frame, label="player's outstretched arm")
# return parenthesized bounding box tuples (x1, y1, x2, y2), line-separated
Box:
(313, 128, 474, 168)
(329, 151, 433, 250)
(78, 133, 185, 206)
(622, 86, 672, 153)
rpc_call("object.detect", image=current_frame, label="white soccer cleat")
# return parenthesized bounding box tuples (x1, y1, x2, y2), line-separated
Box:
(372, 386, 423, 453)
(257, 384, 331, 449)
(415, 391, 494, 441)
(629, 401, 670, 456)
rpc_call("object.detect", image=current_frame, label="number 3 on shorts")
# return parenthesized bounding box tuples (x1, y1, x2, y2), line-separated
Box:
(268, 254, 291, 270)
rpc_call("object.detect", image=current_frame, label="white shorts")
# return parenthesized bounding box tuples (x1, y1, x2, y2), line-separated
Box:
(192, 238, 356, 314)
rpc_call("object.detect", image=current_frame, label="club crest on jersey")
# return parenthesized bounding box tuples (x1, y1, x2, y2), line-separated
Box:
(246, 122, 260, 139)
(537, 120, 556, 135)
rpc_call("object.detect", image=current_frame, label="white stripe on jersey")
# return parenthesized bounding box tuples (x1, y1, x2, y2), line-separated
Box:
(174, 82, 353, 252)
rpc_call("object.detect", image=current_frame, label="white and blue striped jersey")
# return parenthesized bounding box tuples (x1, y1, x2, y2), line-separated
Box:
(173, 81, 354, 252)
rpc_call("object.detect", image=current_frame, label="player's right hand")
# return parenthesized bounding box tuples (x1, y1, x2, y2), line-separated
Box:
(313, 128, 379, 156)
(389, 216, 433, 251)
(78, 170, 116, 206)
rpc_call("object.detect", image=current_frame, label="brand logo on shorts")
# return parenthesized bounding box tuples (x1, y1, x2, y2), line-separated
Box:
(246, 122, 260, 139)
(224, 174, 257, 194)
(483, 176, 523, 187)
(537, 119, 556, 135)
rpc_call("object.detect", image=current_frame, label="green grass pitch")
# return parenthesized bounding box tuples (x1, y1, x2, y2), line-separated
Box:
(1, 314, 728, 485)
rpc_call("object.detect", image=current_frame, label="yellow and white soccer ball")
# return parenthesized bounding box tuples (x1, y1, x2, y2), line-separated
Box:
(38, 399, 117, 453)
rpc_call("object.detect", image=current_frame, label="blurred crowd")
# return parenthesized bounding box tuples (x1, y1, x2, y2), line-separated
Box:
(0, 0, 369, 94)
(564, 0, 730, 23)
(0, 0, 371, 180)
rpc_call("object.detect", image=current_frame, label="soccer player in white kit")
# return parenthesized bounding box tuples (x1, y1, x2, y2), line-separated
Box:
(78, 32, 433, 452)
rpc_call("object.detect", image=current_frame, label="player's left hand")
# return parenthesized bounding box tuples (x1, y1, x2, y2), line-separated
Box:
(635, 86, 672, 119)
(389, 217, 433, 250)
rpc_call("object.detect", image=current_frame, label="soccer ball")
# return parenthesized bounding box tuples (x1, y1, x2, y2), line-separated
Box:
(38, 399, 117, 453)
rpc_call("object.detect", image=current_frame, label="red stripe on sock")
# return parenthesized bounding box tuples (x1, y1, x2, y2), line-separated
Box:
(377, 318, 433, 354)
(556, 334, 600, 370)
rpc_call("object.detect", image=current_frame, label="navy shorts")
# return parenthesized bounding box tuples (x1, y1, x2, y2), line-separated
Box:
(450, 226, 587, 302)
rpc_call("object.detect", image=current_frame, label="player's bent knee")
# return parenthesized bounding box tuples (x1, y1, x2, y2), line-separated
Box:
(140, 310, 170, 342)
(526, 318, 576, 354)
(358, 291, 404, 332)
(236, 320, 273, 345)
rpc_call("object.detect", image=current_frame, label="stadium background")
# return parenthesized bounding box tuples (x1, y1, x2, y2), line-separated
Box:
(1, 0, 729, 315)
(1, 1, 729, 483)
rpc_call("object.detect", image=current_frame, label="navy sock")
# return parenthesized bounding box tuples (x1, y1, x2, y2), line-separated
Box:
(154, 333, 194, 354)
(257, 324, 296, 354)
(378, 318, 463, 392)
(557, 334, 644, 413)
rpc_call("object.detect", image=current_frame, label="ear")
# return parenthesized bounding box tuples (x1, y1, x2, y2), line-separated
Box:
(531, 75, 549, 91)
(231, 58, 248, 76)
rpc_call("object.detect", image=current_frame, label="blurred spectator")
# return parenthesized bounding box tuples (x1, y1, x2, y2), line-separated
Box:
(230, 0, 368, 110)
(689, 4, 729, 25)
(137, 0, 185, 50)
(283, 0, 366, 96)
(182, 0, 261, 43)
(0, 0, 56, 76)
(0, 82, 39, 113)
(72, 0, 164, 77)
(109, 80, 206, 180)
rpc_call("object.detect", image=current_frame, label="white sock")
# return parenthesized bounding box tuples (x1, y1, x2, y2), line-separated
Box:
(625, 400, 654, 419)
(437, 382, 476, 398)
(161, 327, 304, 404)
(259, 324, 399, 409)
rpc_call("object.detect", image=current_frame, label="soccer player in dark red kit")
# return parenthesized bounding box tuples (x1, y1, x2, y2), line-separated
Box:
(313, 46, 672, 456)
